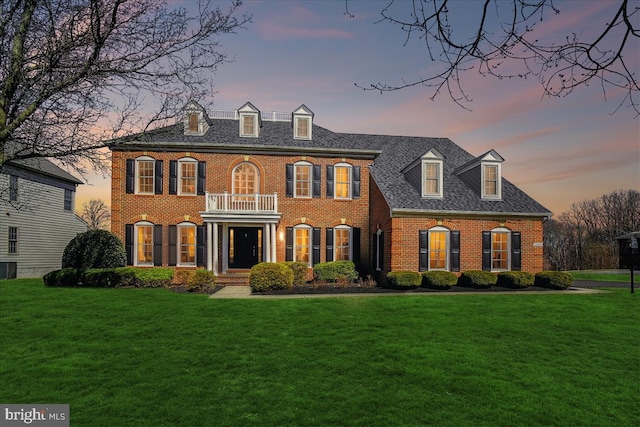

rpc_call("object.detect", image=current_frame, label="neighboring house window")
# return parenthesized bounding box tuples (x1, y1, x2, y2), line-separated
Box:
(294, 162, 312, 198)
(8, 227, 18, 254)
(429, 227, 450, 270)
(135, 222, 154, 266)
(233, 162, 258, 195)
(179, 158, 197, 195)
(423, 161, 443, 197)
(294, 116, 311, 139)
(178, 223, 196, 266)
(64, 189, 73, 211)
(482, 163, 501, 199)
(136, 157, 155, 194)
(294, 225, 311, 266)
(9, 175, 18, 202)
(334, 163, 352, 199)
(240, 114, 258, 137)
(334, 226, 351, 261)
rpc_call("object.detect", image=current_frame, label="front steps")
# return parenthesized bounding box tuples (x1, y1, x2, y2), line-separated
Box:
(216, 271, 250, 286)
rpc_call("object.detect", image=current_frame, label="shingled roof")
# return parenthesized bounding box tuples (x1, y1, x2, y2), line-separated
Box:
(112, 117, 551, 217)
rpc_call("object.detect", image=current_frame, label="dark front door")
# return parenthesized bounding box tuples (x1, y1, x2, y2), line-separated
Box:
(229, 227, 262, 268)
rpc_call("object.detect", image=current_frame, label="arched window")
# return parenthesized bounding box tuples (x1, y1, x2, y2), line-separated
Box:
(233, 162, 259, 195)
(490, 227, 511, 271)
(428, 226, 450, 270)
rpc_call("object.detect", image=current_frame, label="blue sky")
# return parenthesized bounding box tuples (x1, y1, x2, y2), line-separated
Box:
(77, 0, 640, 216)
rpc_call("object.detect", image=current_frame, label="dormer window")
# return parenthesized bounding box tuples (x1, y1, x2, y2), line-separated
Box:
(183, 100, 209, 136)
(292, 105, 313, 140)
(483, 163, 500, 198)
(238, 102, 261, 138)
(454, 149, 504, 200)
(421, 149, 444, 198)
(187, 113, 199, 132)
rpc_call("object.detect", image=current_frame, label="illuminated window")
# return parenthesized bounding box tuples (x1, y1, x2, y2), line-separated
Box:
(294, 226, 311, 265)
(135, 222, 154, 266)
(492, 230, 510, 271)
(178, 223, 196, 266)
(294, 162, 311, 198)
(429, 229, 449, 270)
(334, 164, 352, 199)
(334, 226, 351, 261)
(179, 159, 197, 195)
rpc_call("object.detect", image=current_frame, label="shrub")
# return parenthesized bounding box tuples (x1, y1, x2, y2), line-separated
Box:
(173, 270, 195, 286)
(187, 269, 216, 293)
(534, 271, 573, 290)
(43, 268, 81, 287)
(62, 230, 126, 269)
(496, 271, 535, 288)
(250, 262, 294, 292)
(457, 270, 497, 288)
(44, 267, 173, 288)
(313, 261, 358, 283)
(422, 271, 458, 289)
(283, 261, 309, 286)
(128, 268, 174, 288)
(386, 271, 422, 288)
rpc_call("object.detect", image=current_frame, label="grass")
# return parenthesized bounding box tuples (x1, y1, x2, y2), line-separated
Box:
(568, 270, 637, 283)
(1, 279, 638, 427)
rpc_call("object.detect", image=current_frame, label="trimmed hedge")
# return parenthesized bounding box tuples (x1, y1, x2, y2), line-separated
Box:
(387, 271, 422, 288)
(62, 230, 126, 269)
(534, 271, 573, 290)
(173, 269, 217, 293)
(284, 261, 309, 286)
(250, 262, 294, 292)
(313, 261, 358, 283)
(457, 270, 497, 288)
(496, 271, 535, 288)
(43, 267, 173, 288)
(422, 271, 458, 289)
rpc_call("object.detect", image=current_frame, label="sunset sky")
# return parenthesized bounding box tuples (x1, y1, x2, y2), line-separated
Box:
(76, 0, 640, 216)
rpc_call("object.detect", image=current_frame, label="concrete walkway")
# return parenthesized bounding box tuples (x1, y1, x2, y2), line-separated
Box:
(209, 285, 607, 299)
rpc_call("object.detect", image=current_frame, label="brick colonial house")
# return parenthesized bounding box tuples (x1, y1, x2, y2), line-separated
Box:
(110, 101, 551, 284)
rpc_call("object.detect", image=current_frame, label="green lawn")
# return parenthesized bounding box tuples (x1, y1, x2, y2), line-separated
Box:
(569, 270, 637, 283)
(1, 279, 638, 427)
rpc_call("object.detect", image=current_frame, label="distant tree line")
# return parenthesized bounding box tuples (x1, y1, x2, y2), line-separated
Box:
(544, 189, 640, 270)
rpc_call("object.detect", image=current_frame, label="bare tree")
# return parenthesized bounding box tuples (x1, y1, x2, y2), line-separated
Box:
(80, 198, 111, 230)
(0, 0, 250, 176)
(351, 0, 639, 115)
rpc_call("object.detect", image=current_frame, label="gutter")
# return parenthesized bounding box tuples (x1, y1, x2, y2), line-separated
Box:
(391, 208, 554, 219)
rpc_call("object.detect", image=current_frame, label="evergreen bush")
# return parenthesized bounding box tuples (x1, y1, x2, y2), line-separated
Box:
(496, 271, 535, 288)
(283, 261, 309, 286)
(386, 271, 422, 288)
(534, 271, 573, 289)
(249, 262, 294, 292)
(457, 270, 497, 288)
(62, 230, 126, 269)
(313, 261, 358, 283)
(422, 271, 458, 289)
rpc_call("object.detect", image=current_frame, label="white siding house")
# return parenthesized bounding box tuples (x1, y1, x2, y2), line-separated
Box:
(0, 158, 87, 278)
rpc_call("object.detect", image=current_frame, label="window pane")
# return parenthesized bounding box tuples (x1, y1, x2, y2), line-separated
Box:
(295, 164, 311, 197)
(234, 163, 257, 195)
(492, 232, 509, 270)
(485, 165, 498, 196)
(429, 231, 448, 269)
(335, 166, 351, 199)
(179, 226, 196, 264)
(242, 115, 255, 135)
(8, 227, 18, 253)
(295, 227, 310, 263)
(296, 117, 309, 138)
(180, 162, 196, 194)
(137, 226, 153, 264)
(335, 228, 350, 261)
(137, 160, 154, 194)
(424, 163, 439, 195)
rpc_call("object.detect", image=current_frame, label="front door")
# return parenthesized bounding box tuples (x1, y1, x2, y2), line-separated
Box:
(229, 227, 262, 268)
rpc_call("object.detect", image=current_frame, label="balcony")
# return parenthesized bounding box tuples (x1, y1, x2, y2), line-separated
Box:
(205, 192, 278, 213)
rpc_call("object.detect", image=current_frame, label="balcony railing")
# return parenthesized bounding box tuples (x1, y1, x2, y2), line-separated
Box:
(205, 192, 278, 213)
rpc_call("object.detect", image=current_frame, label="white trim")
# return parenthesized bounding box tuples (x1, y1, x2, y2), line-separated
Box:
(294, 116, 312, 140)
(333, 225, 352, 261)
(481, 162, 502, 199)
(293, 224, 312, 267)
(135, 156, 155, 195)
(334, 163, 352, 200)
(177, 222, 197, 267)
(428, 226, 450, 271)
(239, 113, 259, 137)
(490, 227, 511, 272)
(293, 161, 312, 198)
(422, 159, 443, 198)
(178, 157, 198, 196)
(232, 162, 259, 195)
(134, 221, 154, 266)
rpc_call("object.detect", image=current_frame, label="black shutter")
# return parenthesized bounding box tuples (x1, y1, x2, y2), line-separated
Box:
(125, 224, 134, 265)
(352, 166, 361, 199)
(326, 228, 334, 261)
(378, 232, 385, 271)
(326, 165, 334, 198)
(196, 225, 206, 266)
(419, 230, 429, 271)
(285, 227, 293, 261)
(169, 161, 178, 195)
(312, 227, 321, 265)
(450, 231, 460, 272)
(197, 162, 206, 195)
(168, 225, 177, 266)
(482, 231, 492, 271)
(313, 165, 321, 198)
(154, 160, 163, 194)
(153, 225, 163, 266)
(126, 160, 135, 194)
(286, 164, 294, 197)
(352, 227, 361, 264)
(511, 231, 522, 271)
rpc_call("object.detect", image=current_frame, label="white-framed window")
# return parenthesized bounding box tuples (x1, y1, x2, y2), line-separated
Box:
(9, 175, 18, 202)
(334, 225, 352, 261)
(178, 223, 196, 266)
(136, 156, 155, 195)
(233, 162, 259, 195)
(294, 161, 312, 198)
(334, 163, 352, 200)
(294, 225, 312, 266)
(178, 158, 197, 195)
(134, 222, 154, 266)
(64, 189, 73, 211)
(294, 116, 311, 139)
(491, 228, 510, 271)
(8, 227, 18, 254)
(482, 163, 501, 199)
(428, 227, 450, 270)
(240, 113, 258, 137)
(423, 160, 443, 197)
